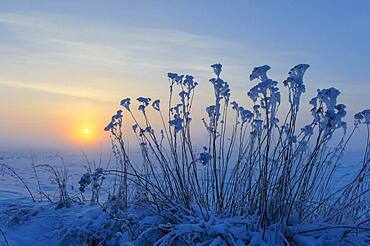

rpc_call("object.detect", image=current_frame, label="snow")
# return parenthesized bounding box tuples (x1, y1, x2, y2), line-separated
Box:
(0, 151, 368, 245)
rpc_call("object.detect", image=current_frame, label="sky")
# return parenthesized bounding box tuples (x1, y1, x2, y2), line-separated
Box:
(0, 0, 369, 152)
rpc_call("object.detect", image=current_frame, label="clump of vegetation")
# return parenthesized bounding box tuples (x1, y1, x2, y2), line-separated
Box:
(77, 63, 369, 243)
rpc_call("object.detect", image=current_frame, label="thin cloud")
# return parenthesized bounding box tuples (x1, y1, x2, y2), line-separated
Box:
(0, 12, 245, 73)
(0, 80, 113, 102)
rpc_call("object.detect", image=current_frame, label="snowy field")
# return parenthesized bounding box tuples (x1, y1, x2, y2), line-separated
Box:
(0, 151, 111, 201)
(0, 151, 115, 245)
(0, 150, 362, 201)
(0, 150, 367, 245)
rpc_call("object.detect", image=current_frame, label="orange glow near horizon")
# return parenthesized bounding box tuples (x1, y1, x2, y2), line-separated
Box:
(52, 101, 109, 147)
(72, 123, 100, 144)
(53, 118, 112, 149)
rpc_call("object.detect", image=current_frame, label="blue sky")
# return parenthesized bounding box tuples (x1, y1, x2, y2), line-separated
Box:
(0, 1, 369, 151)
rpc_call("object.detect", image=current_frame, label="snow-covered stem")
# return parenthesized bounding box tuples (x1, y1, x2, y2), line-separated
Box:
(0, 228, 9, 246)
(0, 163, 36, 202)
(34, 162, 71, 208)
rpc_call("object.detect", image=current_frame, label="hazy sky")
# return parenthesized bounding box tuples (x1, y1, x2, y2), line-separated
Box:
(0, 1, 369, 152)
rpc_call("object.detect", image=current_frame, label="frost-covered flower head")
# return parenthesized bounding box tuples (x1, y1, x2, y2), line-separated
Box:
(248, 79, 279, 102)
(120, 98, 131, 111)
(132, 124, 139, 133)
(79, 168, 105, 193)
(285, 64, 309, 85)
(183, 75, 198, 92)
(137, 97, 151, 106)
(251, 119, 263, 137)
(354, 109, 370, 125)
(137, 97, 151, 111)
(301, 124, 314, 136)
(209, 78, 230, 102)
(179, 90, 188, 101)
(248, 65, 280, 124)
(152, 99, 160, 111)
(178, 90, 192, 122)
(309, 87, 347, 134)
(231, 101, 239, 110)
(199, 147, 212, 166)
(310, 87, 340, 112)
(170, 103, 182, 116)
(248, 65, 278, 102)
(206, 105, 216, 118)
(115, 109, 123, 119)
(104, 110, 123, 132)
(230, 101, 241, 117)
(211, 63, 222, 78)
(283, 64, 309, 110)
(167, 72, 183, 85)
(169, 115, 184, 133)
(104, 122, 114, 132)
(207, 64, 231, 127)
(78, 173, 91, 192)
(204, 105, 219, 133)
(249, 65, 271, 81)
(238, 106, 253, 123)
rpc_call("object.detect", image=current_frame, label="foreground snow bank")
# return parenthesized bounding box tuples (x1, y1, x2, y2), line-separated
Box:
(1, 200, 368, 245)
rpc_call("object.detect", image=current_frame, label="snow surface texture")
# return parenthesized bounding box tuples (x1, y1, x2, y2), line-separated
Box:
(0, 200, 369, 245)
(1, 63, 369, 245)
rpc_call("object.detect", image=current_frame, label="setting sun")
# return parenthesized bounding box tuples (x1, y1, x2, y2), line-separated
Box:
(78, 126, 94, 141)
(69, 123, 103, 145)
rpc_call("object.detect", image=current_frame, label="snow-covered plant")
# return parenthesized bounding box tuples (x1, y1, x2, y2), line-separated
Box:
(354, 109, 370, 126)
(309, 87, 347, 135)
(96, 62, 369, 243)
(283, 64, 309, 112)
(34, 163, 71, 208)
(78, 167, 105, 203)
(104, 109, 129, 209)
